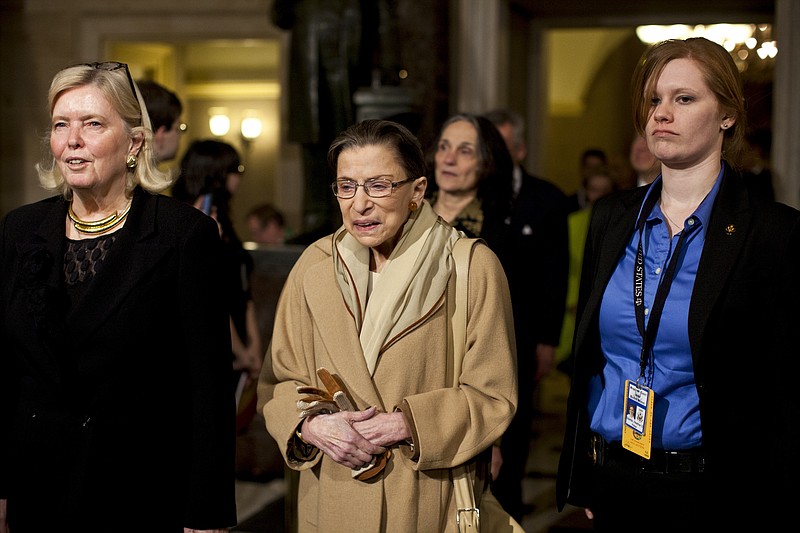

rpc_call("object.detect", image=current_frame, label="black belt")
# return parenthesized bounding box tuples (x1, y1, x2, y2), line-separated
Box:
(590, 433, 705, 474)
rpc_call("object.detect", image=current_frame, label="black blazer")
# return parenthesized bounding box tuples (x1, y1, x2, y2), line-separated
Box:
(459, 168, 569, 379)
(556, 165, 800, 515)
(0, 188, 237, 530)
(507, 168, 569, 360)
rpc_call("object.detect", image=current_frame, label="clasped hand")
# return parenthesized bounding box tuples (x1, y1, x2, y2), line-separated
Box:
(301, 407, 410, 469)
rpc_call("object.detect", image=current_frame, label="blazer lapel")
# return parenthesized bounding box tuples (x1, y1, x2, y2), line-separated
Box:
(688, 170, 751, 359)
(18, 199, 72, 383)
(577, 188, 646, 349)
(67, 191, 172, 339)
(304, 257, 383, 409)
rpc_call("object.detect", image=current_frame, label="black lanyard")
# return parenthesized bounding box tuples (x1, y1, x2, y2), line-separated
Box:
(633, 184, 690, 381)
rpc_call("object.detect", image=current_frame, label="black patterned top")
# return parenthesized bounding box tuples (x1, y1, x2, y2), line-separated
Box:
(429, 192, 485, 237)
(64, 235, 117, 285)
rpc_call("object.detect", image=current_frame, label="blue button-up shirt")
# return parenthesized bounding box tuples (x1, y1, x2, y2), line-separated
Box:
(587, 166, 723, 449)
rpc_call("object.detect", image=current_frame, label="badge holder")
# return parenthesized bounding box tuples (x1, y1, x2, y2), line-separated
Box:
(621, 379, 654, 459)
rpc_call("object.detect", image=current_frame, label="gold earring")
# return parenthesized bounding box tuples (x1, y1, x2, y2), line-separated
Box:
(409, 201, 418, 212)
(126, 154, 137, 169)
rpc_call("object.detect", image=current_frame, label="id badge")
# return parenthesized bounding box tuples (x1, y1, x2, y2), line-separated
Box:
(621, 380, 653, 459)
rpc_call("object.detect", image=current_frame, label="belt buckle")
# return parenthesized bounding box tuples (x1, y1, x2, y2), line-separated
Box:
(590, 434, 604, 466)
(456, 507, 480, 529)
(663, 451, 698, 474)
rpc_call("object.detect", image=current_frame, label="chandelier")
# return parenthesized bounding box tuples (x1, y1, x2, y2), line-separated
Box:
(635, 24, 776, 74)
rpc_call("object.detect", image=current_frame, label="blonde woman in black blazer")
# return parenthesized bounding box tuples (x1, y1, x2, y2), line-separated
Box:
(0, 63, 235, 532)
(557, 38, 800, 531)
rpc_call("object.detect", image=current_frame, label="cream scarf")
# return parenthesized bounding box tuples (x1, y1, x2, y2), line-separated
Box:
(332, 200, 461, 375)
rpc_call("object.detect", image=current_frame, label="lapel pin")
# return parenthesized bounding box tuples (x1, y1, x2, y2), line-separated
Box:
(725, 224, 736, 236)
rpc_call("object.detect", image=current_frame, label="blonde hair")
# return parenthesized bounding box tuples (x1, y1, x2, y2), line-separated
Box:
(35, 63, 174, 198)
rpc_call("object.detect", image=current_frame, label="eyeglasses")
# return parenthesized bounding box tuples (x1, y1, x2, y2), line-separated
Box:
(80, 62, 137, 101)
(331, 177, 413, 199)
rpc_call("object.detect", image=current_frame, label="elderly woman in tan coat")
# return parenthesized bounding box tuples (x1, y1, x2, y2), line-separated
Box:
(257, 119, 517, 532)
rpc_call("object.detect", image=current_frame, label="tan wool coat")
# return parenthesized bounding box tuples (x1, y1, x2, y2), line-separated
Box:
(258, 234, 518, 532)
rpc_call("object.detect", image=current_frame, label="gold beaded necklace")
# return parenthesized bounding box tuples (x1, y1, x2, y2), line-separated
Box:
(68, 201, 132, 234)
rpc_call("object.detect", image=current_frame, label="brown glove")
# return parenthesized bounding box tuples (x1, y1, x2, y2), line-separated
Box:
(297, 396, 340, 418)
(296, 384, 338, 418)
(296, 385, 334, 398)
(299, 367, 392, 482)
(316, 368, 357, 411)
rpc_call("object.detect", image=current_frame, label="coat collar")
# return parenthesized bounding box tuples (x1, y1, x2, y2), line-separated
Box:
(300, 213, 456, 410)
(302, 248, 383, 410)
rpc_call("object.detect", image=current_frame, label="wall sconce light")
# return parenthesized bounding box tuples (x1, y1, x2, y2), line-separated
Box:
(209, 107, 230, 137)
(240, 111, 263, 141)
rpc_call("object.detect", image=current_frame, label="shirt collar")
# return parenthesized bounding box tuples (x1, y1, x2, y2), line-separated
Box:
(637, 161, 725, 233)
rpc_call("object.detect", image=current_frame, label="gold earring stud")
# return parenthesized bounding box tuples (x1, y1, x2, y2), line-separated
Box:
(126, 154, 137, 169)
(409, 201, 418, 212)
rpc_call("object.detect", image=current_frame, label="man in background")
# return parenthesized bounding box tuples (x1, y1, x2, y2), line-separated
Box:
(484, 108, 570, 523)
(137, 79, 185, 162)
(246, 203, 287, 245)
(566, 148, 608, 212)
(628, 133, 660, 188)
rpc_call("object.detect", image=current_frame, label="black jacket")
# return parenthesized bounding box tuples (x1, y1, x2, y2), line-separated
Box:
(0, 189, 236, 530)
(556, 165, 800, 518)
(506, 169, 569, 361)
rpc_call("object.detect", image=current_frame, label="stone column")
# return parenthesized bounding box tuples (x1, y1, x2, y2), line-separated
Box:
(772, 0, 800, 208)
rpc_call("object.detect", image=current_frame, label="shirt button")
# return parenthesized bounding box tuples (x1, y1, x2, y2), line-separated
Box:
(655, 267, 661, 275)
(644, 308, 650, 315)
(687, 218, 695, 226)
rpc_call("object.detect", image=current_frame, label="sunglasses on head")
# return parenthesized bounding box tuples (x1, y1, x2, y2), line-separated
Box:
(77, 61, 137, 101)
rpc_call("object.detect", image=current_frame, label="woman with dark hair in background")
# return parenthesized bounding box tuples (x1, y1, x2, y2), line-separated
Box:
(428, 113, 514, 247)
(173, 140, 262, 399)
(429, 113, 535, 518)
